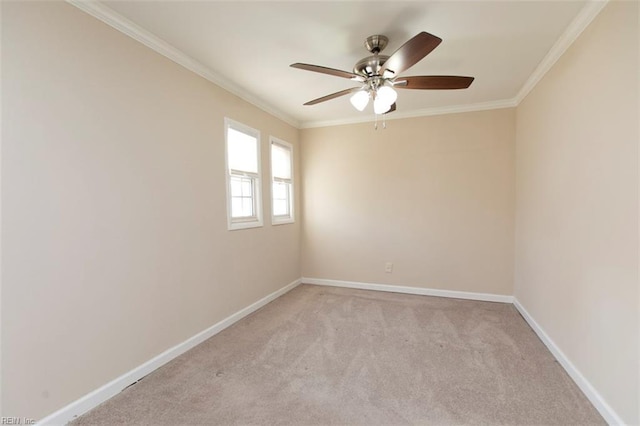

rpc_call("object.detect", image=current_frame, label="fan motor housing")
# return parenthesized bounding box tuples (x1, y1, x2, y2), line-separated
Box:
(353, 55, 389, 77)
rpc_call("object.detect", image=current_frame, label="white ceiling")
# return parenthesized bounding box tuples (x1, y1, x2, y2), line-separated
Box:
(98, 0, 589, 127)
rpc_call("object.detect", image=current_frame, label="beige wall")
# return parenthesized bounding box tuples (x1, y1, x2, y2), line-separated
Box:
(514, 1, 639, 424)
(2, 0, 638, 423)
(301, 109, 516, 296)
(1, 2, 300, 419)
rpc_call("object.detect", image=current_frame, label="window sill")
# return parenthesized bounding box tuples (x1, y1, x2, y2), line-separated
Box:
(272, 217, 294, 226)
(228, 220, 263, 231)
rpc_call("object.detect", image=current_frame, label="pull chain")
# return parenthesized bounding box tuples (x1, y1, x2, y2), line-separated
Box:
(373, 114, 388, 130)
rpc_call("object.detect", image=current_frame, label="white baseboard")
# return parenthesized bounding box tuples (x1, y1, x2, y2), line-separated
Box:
(302, 277, 513, 304)
(37, 278, 301, 425)
(305, 278, 623, 423)
(513, 299, 623, 425)
(35, 278, 623, 425)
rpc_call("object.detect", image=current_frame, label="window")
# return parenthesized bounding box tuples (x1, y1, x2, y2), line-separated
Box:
(225, 118, 262, 230)
(270, 137, 294, 224)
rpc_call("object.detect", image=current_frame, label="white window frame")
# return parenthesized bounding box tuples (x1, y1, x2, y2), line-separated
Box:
(224, 118, 263, 230)
(270, 137, 294, 225)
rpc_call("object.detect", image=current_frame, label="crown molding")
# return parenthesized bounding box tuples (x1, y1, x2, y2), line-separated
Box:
(514, 0, 609, 104)
(68, 0, 607, 130)
(299, 98, 518, 129)
(302, 0, 608, 129)
(66, 0, 300, 129)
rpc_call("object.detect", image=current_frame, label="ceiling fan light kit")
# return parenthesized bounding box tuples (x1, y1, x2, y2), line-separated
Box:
(291, 31, 475, 126)
(349, 83, 397, 113)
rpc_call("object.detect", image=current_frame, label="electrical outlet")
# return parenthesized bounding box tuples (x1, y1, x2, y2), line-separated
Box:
(385, 262, 393, 273)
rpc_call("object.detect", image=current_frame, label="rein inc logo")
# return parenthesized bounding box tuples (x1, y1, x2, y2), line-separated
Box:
(1, 419, 35, 425)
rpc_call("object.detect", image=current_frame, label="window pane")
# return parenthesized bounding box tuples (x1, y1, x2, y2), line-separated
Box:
(228, 128, 258, 173)
(241, 179, 252, 197)
(230, 177, 242, 196)
(232, 196, 254, 218)
(231, 175, 255, 219)
(272, 143, 291, 179)
(273, 181, 290, 217)
(241, 198, 254, 217)
(273, 199, 288, 216)
(231, 198, 244, 217)
(273, 181, 286, 199)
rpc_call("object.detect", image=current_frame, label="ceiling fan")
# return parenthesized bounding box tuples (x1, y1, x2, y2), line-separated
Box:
(291, 32, 474, 115)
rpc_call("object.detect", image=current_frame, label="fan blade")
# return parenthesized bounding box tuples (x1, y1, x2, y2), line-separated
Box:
(385, 102, 397, 114)
(303, 88, 360, 106)
(395, 76, 474, 90)
(291, 63, 363, 80)
(379, 32, 442, 76)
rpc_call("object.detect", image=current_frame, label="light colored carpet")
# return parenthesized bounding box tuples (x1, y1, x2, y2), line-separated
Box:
(72, 284, 604, 425)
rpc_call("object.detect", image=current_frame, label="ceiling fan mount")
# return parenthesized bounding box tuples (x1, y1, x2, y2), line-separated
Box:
(363, 34, 389, 54)
(291, 31, 475, 115)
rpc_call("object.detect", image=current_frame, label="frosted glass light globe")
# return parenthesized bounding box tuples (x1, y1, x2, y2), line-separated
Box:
(373, 97, 392, 114)
(349, 90, 370, 111)
(376, 85, 397, 105)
